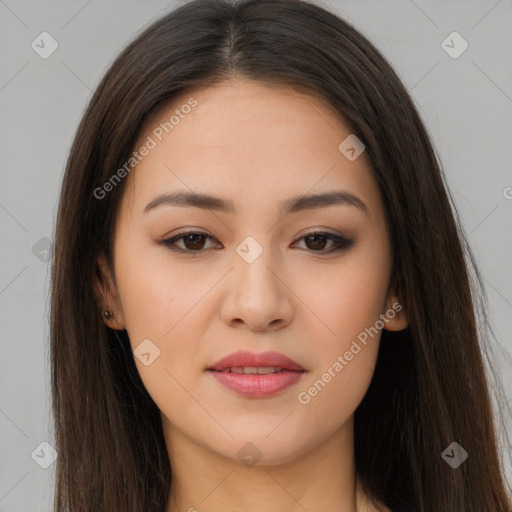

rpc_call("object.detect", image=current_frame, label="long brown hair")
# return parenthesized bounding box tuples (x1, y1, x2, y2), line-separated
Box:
(50, 0, 512, 510)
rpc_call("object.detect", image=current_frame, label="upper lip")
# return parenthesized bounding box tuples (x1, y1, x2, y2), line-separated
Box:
(207, 350, 305, 372)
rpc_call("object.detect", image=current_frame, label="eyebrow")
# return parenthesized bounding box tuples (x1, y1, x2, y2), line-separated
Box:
(143, 190, 369, 216)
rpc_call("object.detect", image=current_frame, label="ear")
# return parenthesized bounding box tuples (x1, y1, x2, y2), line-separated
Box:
(382, 287, 408, 332)
(93, 252, 126, 330)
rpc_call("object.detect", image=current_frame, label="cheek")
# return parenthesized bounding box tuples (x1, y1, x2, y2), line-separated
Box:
(114, 258, 207, 424)
(306, 241, 390, 353)
(113, 237, 216, 394)
(111, 250, 189, 411)
(293, 242, 389, 422)
(295, 297, 384, 439)
(114, 236, 203, 340)
(293, 346, 378, 450)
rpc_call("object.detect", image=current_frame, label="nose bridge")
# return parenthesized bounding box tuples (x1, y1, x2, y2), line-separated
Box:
(221, 233, 293, 330)
(234, 233, 280, 296)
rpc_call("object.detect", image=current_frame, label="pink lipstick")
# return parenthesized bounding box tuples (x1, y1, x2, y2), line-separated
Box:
(206, 350, 306, 398)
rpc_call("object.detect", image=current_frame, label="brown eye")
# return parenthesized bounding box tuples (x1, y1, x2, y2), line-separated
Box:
(180, 233, 208, 251)
(160, 231, 219, 253)
(293, 231, 354, 253)
(304, 233, 330, 251)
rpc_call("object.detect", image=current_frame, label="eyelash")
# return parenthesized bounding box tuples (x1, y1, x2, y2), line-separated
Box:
(159, 230, 354, 255)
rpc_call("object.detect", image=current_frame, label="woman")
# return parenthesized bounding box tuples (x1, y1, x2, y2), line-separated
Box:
(50, 0, 512, 510)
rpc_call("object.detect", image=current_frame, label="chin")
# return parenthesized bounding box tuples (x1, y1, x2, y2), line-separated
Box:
(218, 429, 312, 468)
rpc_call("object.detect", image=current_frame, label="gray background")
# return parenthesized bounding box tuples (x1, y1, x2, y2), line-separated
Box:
(1, 0, 511, 510)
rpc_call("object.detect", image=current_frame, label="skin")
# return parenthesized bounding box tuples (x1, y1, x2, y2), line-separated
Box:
(96, 78, 408, 512)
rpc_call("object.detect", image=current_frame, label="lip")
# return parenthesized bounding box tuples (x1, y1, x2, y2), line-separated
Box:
(207, 350, 305, 372)
(206, 350, 306, 398)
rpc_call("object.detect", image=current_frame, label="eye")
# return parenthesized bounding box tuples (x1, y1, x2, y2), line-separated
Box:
(291, 231, 354, 252)
(160, 231, 218, 253)
(159, 230, 354, 254)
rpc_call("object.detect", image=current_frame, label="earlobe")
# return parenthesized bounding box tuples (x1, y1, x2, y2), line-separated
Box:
(102, 309, 125, 330)
(94, 253, 126, 330)
(382, 292, 408, 332)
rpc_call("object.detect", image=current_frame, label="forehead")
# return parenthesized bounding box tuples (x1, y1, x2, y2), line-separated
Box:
(120, 79, 382, 222)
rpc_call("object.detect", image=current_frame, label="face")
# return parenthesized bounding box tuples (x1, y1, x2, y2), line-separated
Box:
(97, 78, 407, 466)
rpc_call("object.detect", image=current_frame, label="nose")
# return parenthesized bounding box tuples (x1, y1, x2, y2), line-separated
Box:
(219, 241, 294, 332)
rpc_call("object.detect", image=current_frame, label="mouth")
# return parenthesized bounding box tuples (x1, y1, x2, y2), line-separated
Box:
(209, 366, 307, 375)
(206, 350, 306, 397)
(206, 350, 306, 372)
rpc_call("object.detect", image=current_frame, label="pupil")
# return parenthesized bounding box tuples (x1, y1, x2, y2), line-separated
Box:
(306, 234, 326, 250)
(184, 234, 205, 250)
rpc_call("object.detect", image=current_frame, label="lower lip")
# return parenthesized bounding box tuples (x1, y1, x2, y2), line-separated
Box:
(207, 370, 304, 397)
